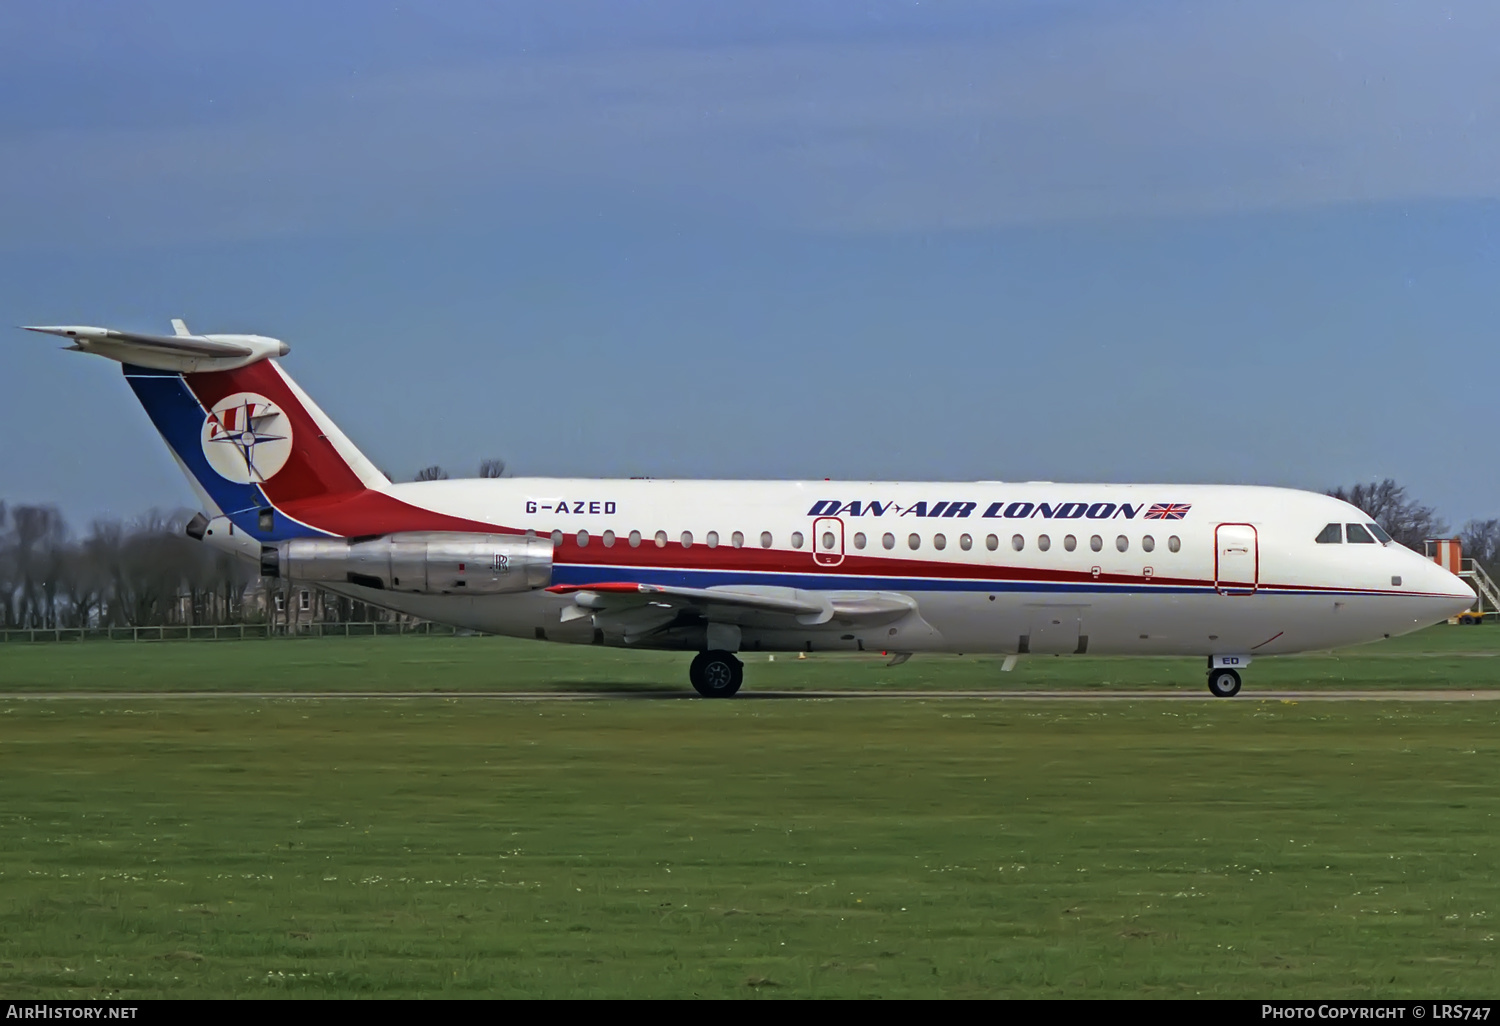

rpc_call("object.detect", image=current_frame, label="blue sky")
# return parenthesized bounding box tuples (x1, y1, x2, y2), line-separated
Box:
(3, 1, 1500, 529)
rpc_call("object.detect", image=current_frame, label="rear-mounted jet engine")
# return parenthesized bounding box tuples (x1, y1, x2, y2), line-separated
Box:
(261, 532, 552, 595)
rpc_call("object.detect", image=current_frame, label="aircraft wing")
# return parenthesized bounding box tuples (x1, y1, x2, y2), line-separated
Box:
(547, 581, 916, 643)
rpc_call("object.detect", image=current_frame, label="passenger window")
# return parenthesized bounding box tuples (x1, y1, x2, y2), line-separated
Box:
(577, 530, 589, 547)
(986, 534, 999, 551)
(933, 533, 947, 551)
(1116, 535, 1128, 552)
(883, 533, 896, 550)
(655, 530, 668, 548)
(822, 531, 836, 550)
(1168, 535, 1181, 553)
(602, 530, 615, 547)
(791, 531, 804, 549)
(731, 531, 744, 548)
(760, 531, 773, 548)
(706, 531, 719, 548)
(1090, 535, 1103, 552)
(908, 533, 921, 550)
(628, 530, 641, 548)
(551, 529, 563, 547)
(1012, 534, 1024, 551)
(1315, 523, 1342, 544)
(1367, 522, 1392, 544)
(681, 531, 693, 548)
(960, 534, 972, 551)
(853, 532, 866, 550)
(1037, 534, 1051, 552)
(1142, 535, 1155, 552)
(1346, 523, 1375, 544)
(1064, 534, 1077, 552)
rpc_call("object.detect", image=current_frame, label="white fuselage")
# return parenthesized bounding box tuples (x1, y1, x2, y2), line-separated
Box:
(290, 479, 1473, 659)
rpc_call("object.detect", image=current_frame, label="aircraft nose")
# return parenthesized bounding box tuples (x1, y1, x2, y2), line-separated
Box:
(1420, 559, 1476, 619)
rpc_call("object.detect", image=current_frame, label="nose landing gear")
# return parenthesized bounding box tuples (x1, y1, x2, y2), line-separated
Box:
(1207, 667, 1242, 698)
(690, 650, 743, 697)
(1206, 655, 1250, 698)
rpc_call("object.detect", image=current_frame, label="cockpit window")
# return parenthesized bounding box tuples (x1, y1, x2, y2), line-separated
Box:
(1346, 523, 1376, 544)
(1366, 522, 1392, 544)
(1315, 523, 1342, 544)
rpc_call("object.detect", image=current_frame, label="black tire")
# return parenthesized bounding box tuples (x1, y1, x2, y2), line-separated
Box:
(1460, 615, 1477, 625)
(690, 650, 743, 698)
(1207, 668, 1242, 698)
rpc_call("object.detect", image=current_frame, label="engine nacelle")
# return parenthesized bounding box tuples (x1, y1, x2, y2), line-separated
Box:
(262, 532, 552, 595)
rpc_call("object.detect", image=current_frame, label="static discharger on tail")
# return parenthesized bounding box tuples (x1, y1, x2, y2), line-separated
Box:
(25, 321, 1477, 698)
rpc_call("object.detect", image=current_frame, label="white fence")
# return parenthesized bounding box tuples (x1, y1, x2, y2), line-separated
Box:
(0, 621, 463, 643)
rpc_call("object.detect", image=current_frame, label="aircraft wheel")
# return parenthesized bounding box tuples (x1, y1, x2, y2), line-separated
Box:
(690, 650, 743, 698)
(1207, 668, 1242, 698)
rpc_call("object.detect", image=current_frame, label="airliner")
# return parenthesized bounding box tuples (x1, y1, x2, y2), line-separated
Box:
(25, 322, 1475, 698)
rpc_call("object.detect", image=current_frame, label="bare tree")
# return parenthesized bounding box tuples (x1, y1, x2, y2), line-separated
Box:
(59, 532, 107, 627)
(0, 501, 278, 629)
(11, 505, 68, 627)
(414, 466, 449, 482)
(479, 458, 507, 479)
(116, 510, 182, 626)
(1327, 479, 1446, 551)
(1461, 519, 1500, 578)
(0, 502, 13, 627)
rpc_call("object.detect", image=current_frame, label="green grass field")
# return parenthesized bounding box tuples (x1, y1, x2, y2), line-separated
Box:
(1, 628, 1499, 997)
(2, 623, 1500, 694)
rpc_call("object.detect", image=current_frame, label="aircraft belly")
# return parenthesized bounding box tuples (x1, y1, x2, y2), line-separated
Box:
(317, 582, 1425, 659)
(913, 590, 1415, 657)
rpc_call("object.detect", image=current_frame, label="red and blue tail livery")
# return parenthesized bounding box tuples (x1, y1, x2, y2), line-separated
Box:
(27, 320, 1475, 698)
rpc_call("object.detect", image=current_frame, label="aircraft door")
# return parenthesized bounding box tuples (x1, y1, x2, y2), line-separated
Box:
(813, 516, 844, 567)
(1215, 523, 1258, 595)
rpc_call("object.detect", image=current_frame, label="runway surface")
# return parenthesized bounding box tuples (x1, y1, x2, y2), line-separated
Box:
(0, 689, 1497, 701)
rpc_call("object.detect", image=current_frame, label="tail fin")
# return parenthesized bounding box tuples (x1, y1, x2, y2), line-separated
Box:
(34, 320, 510, 541)
(124, 358, 390, 539)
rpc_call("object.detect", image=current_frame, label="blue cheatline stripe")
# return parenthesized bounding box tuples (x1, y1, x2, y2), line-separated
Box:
(121, 366, 321, 541)
(550, 562, 1407, 599)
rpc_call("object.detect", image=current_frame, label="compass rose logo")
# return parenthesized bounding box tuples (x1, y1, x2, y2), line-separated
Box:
(200, 391, 293, 484)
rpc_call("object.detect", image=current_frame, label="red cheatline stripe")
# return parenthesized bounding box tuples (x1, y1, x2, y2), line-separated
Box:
(277, 489, 519, 537)
(545, 583, 645, 595)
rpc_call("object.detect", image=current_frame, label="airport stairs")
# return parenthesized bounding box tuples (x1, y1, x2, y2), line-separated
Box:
(1459, 558, 1500, 621)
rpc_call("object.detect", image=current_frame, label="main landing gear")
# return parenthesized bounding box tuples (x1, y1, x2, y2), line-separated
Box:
(690, 650, 743, 698)
(1207, 667, 1242, 698)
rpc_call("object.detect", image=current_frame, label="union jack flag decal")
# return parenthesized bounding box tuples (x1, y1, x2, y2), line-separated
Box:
(1145, 503, 1192, 520)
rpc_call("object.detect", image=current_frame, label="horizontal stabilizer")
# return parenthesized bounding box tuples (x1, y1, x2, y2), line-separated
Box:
(23, 323, 289, 373)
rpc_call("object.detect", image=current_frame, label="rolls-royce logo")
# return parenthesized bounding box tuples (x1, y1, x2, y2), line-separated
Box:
(200, 392, 293, 484)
